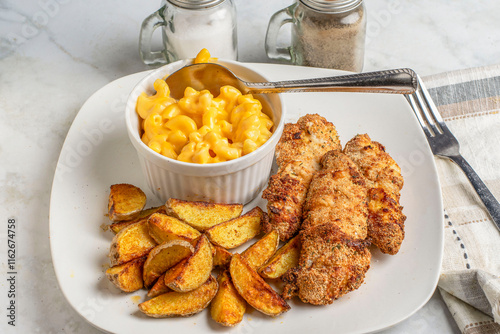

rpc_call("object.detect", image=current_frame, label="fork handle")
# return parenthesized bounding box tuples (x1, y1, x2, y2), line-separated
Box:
(449, 155, 500, 231)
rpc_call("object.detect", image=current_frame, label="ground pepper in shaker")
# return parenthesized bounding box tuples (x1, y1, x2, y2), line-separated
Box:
(266, 0, 366, 72)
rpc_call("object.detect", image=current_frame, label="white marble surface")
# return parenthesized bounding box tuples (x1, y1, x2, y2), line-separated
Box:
(1, 0, 499, 333)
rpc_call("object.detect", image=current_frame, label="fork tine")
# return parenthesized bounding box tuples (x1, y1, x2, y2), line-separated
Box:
(417, 75, 445, 126)
(406, 93, 434, 137)
(414, 86, 443, 135)
(409, 89, 441, 135)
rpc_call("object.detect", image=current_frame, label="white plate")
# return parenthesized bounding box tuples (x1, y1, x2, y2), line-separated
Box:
(50, 63, 443, 334)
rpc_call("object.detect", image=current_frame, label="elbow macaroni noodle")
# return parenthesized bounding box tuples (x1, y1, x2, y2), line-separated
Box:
(136, 50, 274, 164)
(194, 48, 217, 64)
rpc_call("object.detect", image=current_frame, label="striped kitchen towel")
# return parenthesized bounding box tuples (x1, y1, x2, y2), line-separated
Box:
(424, 64, 500, 334)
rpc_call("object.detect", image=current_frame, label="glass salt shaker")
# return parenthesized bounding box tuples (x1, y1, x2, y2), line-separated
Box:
(139, 0, 238, 65)
(266, 0, 366, 72)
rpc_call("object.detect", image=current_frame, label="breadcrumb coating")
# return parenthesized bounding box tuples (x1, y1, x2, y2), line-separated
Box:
(344, 134, 406, 255)
(262, 114, 341, 241)
(282, 150, 371, 305)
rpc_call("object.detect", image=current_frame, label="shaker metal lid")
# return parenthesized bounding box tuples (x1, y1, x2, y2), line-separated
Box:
(300, 0, 363, 13)
(167, 0, 226, 9)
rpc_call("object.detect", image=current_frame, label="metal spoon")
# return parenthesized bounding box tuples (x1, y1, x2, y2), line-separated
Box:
(165, 63, 417, 99)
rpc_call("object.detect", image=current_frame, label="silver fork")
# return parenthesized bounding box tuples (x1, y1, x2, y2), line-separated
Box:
(406, 75, 500, 231)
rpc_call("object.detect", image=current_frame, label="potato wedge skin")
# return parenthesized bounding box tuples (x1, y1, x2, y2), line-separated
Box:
(143, 240, 194, 287)
(137, 206, 166, 219)
(147, 272, 172, 298)
(109, 220, 157, 266)
(106, 257, 146, 292)
(108, 184, 147, 221)
(230, 254, 290, 317)
(148, 213, 201, 244)
(213, 245, 232, 267)
(110, 220, 138, 234)
(139, 275, 218, 318)
(211, 270, 246, 327)
(166, 235, 213, 292)
(259, 235, 301, 279)
(205, 207, 264, 249)
(110, 206, 166, 234)
(241, 229, 279, 269)
(165, 198, 243, 231)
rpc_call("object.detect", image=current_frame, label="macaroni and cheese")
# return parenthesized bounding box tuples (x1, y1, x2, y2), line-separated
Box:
(136, 51, 274, 164)
(194, 48, 217, 64)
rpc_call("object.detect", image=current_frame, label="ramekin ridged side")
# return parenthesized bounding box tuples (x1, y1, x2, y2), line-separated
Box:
(136, 145, 276, 203)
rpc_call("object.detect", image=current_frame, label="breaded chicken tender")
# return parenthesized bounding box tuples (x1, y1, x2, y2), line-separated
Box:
(302, 150, 368, 239)
(282, 150, 371, 305)
(344, 134, 406, 255)
(282, 221, 371, 305)
(262, 114, 341, 241)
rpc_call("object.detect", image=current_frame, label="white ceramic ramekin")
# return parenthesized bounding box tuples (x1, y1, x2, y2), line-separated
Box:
(125, 59, 285, 204)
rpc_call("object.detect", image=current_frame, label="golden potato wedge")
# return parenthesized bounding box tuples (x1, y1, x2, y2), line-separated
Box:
(109, 220, 139, 234)
(139, 275, 218, 318)
(139, 206, 166, 218)
(165, 198, 243, 231)
(162, 257, 189, 284)
(211, 270, 247, 327)
(109, 220, 157, 266)
(241, 229, 279, 269)
(143, 239, 194, 287)
(110, 206, 166, 234)
(259, 235, 301, 279)
(147, 272, 172, 298)
(105, 256, 146, 292)
(148, 213, 201, 244)
(230, 254, 290, 317)
(205, 207, 264, 249)
(108, 184, 147, 221)
(164, 235, 213, 292)
(213, 244, 232, 267)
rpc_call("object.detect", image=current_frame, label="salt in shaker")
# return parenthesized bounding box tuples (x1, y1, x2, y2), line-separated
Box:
(140, 0, 238, 65)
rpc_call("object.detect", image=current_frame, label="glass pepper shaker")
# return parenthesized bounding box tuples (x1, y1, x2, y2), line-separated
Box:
(266, 0, 366, 72)
(139, 0, 238, 65)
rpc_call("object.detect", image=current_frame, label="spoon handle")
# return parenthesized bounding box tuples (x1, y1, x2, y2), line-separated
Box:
(246, 68, 417, 94)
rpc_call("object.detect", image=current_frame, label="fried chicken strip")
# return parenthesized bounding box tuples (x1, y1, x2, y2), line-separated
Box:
(301, 150, 368, 239)
(262, 114, 341, 241)
(282, 150, 371, 305)
(282, 224, 370, 305)
(344, 134, 406, 255)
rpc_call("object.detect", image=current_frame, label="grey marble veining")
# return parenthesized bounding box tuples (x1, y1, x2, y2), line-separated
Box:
(2, 0, 499, 333)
